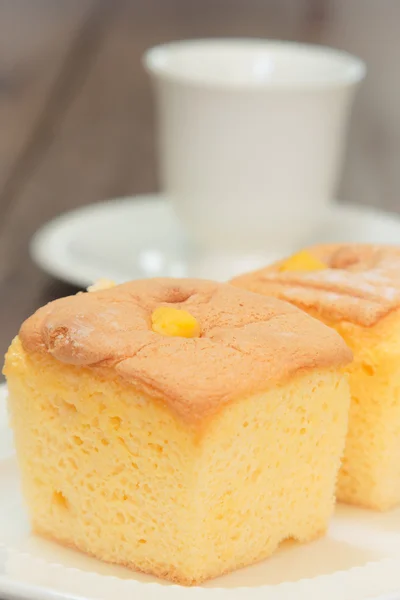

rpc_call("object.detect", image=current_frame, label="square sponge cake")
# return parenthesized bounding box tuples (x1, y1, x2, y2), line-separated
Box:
(232, 244, 400, 511)
(3, 278, 351, 585)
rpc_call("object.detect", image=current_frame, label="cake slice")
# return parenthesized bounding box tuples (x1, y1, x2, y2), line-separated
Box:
(3, 278, 351, 584)
(232, 244, 400, 511)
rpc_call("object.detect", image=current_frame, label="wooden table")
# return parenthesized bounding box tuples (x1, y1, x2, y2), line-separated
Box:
(1, 0, 400, 368)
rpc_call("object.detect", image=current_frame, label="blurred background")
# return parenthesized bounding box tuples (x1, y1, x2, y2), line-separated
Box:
(0, 0, 399, 363)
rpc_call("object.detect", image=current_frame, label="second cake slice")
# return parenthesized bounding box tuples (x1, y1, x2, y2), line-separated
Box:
(232, 244, 400, 511)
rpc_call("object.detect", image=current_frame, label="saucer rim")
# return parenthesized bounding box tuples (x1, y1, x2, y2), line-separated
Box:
(30, 195, 400, 289)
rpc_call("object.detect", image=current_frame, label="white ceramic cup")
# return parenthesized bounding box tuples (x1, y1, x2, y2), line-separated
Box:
(144, 39, 365, 253)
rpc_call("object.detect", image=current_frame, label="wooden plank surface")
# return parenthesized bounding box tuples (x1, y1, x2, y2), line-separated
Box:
(321, 0, 400, 210)
(1, 0, 400, 365)
(0, 0, 96, 208)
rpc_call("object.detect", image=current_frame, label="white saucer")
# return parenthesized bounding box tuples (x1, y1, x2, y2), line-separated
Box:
(31, 195, 400, 287)
(2, 382, 400, 600)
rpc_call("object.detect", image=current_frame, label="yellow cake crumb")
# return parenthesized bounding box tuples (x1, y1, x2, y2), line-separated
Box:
(4, 340, 350, 585)
(279, 250, 326, 272)
(151, 306, 201, 338)
(3, 278, 352, 584)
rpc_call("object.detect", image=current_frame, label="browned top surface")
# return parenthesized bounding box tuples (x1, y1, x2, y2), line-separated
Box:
(16, 277, 351, 421)
(232, 244, 400, 327)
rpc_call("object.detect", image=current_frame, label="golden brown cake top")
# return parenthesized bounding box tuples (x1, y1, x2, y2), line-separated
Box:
(18, 278, 351, 422)
(231, 244, 400, 327)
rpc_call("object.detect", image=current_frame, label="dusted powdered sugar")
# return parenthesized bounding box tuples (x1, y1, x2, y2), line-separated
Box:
(232, 244, 400, 326)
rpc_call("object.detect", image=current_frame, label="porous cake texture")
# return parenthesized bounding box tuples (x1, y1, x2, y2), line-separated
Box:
(232, 244, 400, 511)
(4, 278, 351, 585)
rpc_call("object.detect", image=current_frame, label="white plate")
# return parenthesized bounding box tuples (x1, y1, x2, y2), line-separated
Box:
(31, 195, 400, 287)
(0, 384, 13, 461)
(2, 383, 400, 599)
